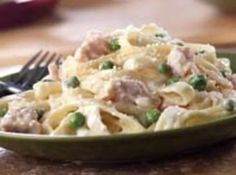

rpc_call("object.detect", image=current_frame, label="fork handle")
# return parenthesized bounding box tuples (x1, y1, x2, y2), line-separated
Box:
(0, 81, 23, 97)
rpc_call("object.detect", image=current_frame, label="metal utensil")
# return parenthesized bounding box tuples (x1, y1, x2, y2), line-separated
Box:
(0, 50, 62, 96)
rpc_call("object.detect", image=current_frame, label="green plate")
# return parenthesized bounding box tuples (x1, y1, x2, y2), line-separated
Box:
(0, 52, 236, 162)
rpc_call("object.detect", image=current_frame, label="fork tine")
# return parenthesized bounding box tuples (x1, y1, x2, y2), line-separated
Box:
(21, 52, 58, 89)
(55, 55, 63, 65)
(21, 50, 42, 70)
(14, 51, 49, 84)
(38, 53, 58, 77)
(1, 51, 64, 95)
(15, 50, 42, 80)
(20, 51, 50, 88)
(31, 53, 57, 82)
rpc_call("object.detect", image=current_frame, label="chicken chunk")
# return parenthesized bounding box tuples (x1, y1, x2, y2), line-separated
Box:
(106, 77, 157, 115)
(167, 47, 194, 77)
(76, 31, 109, 62)
(107, 78, 150, 104)
(1, 106, 42, 134)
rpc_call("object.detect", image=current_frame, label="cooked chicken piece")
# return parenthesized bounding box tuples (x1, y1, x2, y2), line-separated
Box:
(1, 106, 42, 134)
(167, 47, 194, 77)
(107, 77, 150, 104)
(76, 31, 109, 62)
(106, 77, 157, 115)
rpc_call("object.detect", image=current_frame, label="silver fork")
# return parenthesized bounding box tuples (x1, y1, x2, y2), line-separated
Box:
(0, 50, 62, 95)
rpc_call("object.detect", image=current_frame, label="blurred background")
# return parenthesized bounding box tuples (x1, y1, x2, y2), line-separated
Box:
(0, 0, 236, 69)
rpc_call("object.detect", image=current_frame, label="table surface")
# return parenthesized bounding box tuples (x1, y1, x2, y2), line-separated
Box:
(1, 0, 236, 174)
(0, 139, 236, 175)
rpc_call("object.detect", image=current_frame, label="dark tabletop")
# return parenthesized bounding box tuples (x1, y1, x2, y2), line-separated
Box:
(1, 138, 236, 175)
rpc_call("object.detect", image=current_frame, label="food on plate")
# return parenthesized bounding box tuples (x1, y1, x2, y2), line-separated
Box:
(1, 24, 236, 136)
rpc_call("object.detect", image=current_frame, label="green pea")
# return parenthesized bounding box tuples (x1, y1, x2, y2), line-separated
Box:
(0, 106, 7, 117)
(224, 99, 235, 112)
(144, 109, 161, 127)
(65, 76, 80, 88)
(108, 39, 121, 52)
(158, 64, 172, 75)
(188, 74, 207, 91)
(99, 60, 115, 70)
(68, 112, 86, 129)
(167, 76, 181, 85)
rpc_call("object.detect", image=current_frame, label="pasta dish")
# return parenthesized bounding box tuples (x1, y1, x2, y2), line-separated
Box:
(1, 24, 236, 136)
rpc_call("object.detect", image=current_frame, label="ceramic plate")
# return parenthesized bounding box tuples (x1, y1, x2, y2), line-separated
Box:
(0, 52, 236, 162)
